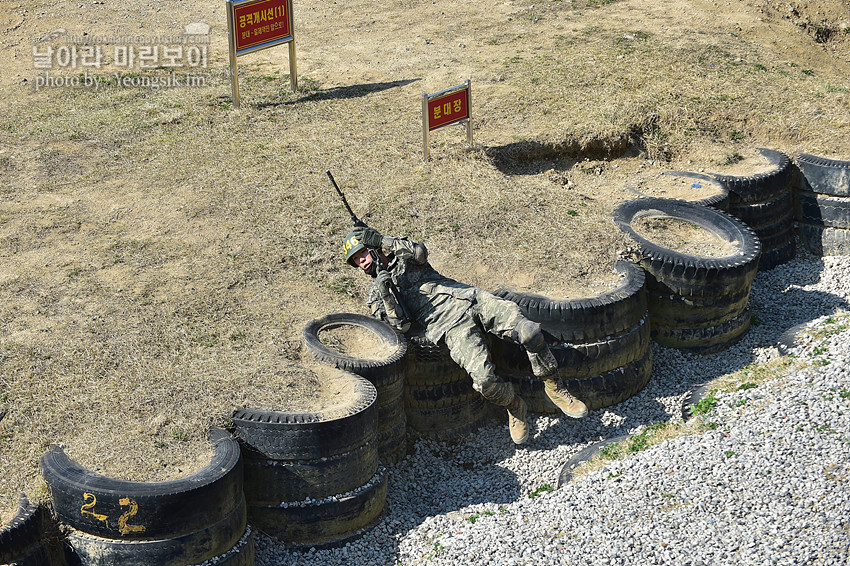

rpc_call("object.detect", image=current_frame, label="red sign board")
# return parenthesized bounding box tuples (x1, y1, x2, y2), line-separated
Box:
(427, 87, 469, 131)
(233, 0, 291, 53)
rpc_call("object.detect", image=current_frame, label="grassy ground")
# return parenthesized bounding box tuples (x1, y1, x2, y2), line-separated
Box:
(1, 0, 850, 517)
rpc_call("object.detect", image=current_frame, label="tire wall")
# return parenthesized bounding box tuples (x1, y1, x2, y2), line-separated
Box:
(711, 147, 796, 270)
(302, 313, 409, 464)
(40, 428, 254, 566)
(491, 260, 652, 411)
(793, 153, 850, 256)
(231, 372, 387, 547)
(614, 198, 761, 354)
(404, 331, 491, 441)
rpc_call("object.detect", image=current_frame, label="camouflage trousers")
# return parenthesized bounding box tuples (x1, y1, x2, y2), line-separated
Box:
(441, 290, 537, 406)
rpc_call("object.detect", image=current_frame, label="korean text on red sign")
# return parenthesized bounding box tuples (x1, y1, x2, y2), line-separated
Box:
(427, 88, 469, 131)
(233, 0, 291, 52)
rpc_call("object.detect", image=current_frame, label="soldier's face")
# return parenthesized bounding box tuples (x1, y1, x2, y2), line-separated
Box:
(351, 247, 373, 271)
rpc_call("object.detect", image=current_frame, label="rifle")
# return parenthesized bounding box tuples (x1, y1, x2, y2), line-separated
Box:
(326, 170, 412, 323)
(327, 170, 366, 228)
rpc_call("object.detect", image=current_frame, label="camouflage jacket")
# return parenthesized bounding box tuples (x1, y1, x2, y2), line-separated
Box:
(367, 236, 478, 343)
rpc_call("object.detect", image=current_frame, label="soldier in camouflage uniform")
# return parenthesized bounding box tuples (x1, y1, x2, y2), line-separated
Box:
(342, 225, 588, 445)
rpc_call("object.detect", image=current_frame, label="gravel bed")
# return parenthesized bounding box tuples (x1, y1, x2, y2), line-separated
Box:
(255, 243, 850, 566)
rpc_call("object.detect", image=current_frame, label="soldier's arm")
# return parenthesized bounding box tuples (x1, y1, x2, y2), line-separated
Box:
(381, 236, 428, 265)
(366, 280, 411, 333)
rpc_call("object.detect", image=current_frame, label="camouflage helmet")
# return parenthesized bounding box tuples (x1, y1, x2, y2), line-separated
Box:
(342, 230, 365, 266)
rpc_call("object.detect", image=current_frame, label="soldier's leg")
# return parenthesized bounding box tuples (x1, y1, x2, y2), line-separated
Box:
(474, 291, 588, 419)
(442, 318, 529, 444)
(472, 291, 558, 378)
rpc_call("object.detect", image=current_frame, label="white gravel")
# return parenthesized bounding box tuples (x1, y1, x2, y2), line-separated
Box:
(254, 243, 850, 566)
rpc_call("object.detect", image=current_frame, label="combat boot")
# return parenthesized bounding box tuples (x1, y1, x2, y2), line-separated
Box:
(543, 378, 588, 418)
(506, 396, 529, 445)
(479, 380, 529, 444)
(515, 319, 559, 377)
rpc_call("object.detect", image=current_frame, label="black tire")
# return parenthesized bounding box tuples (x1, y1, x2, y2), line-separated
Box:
(6, 545, 50, 566)
(794, 153, 850, 197)
(376, 415, 407, 464)
(41, 428, 243, 541)
(758, 239, 796, 271)
(752, 211, 795, 271)
(490, 313, 650, 379)
(404, 379, 479, 409)
(0, 494, 49, 566)
(710, 148, 793, 204)
(63, 496, 251, 566)
(645, 284, 751, 328)
(563, 346, 653, 411)
(506, 346, 652, 413)
(651, 306, 752, 353)
(503, 374, 558, 414)
(728, 188, 793, 228)
(403, 331, 490, 442)
(231, 371, 378, 461)
(405, 394, 490, 441)
(405, 331, 468, 386)
(614, 197, 761, 297)
(614, 198, 760, 352)
(755, 212, 795, 251)
(797, 223, 850, 256)
(493, 260, 647, 342)
(302, 313, 408, 390)
(242, 438, 378, 504)
(302, 313, 407, 462)
(794, 190, 850, 228)
(248, 467, 388, 547)
(556, 434, 630, 487)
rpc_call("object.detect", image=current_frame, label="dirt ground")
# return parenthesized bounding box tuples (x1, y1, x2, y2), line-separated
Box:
(1, 0, 849, 516)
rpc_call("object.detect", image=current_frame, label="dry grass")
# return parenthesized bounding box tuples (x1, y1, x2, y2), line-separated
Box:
(1, 0, 850, 514)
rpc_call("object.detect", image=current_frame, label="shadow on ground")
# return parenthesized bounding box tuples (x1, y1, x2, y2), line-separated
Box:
(483, 129, 646, 175)
(255, 79, 421, 108)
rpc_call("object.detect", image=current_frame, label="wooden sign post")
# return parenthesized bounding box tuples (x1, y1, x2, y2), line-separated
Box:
(226, 0, 296, 108)
(422, 79, 472, 162)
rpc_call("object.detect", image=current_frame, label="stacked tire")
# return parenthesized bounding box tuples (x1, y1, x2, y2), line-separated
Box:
(614, 198, 761, 354)
(302, 313, 408, 464)
(491, 260, 652, 412)
(40, 428, 255, 566)
(710, 147, 796, 270)
(0, 493, 59, 566)
(793, 153, 850, 255)
(231, 371, 387, 547)
(404, 330, 491, 441)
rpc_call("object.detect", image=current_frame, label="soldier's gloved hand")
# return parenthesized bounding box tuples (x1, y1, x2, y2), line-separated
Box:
(352, 226, 383, 248)
(375, 269, 393, 297)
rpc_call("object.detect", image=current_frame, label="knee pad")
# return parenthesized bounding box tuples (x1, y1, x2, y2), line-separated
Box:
(515, 319, 546, 353)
